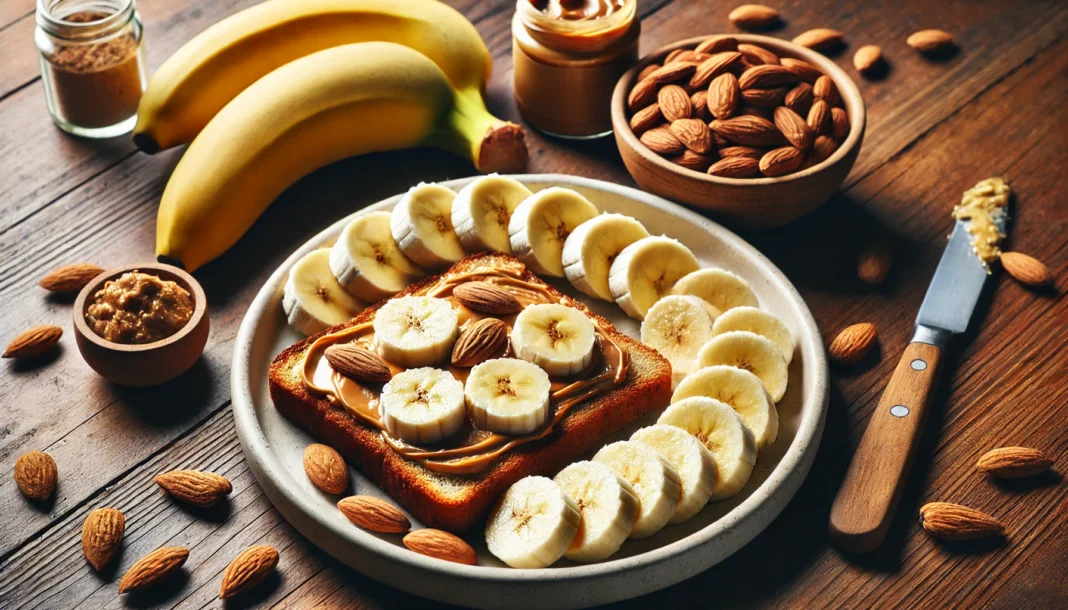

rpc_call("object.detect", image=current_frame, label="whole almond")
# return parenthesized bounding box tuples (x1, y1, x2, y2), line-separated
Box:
(670, 118, 713, 154)
(908, 29, 954, 54)
(452, 318, 508, 367)
(718, 146, 764, 159)
(629, 102, 664, 135)
(636, 63, 659, 83)
(657, 85, 693, 122)
(647, 62, 696, 85)
(664, 49, 686, 64)
(728, 4, 781, 29)
(919, 502, 1004, 541)
(39, 263, 104, 293)
(977, 447, 1053, 479)
(324, 344, 391, 383)
(671, 150, 714, 172)
(773, 106, 814, 149)
(807, 100, 832, 135)
(690, 90, 710, 120)
(828, 323, 877, 365)
(810, 135, 838, 164)
(707, 73, 740, 119)
(740, 86, 790, 108)
(119, 546, 189, 593)
(689, 51, 742, 89)
(784, 82, 814, 114)
(304, 444, 348, 494)
(640, 126, 685, 155)
(712, 132, 731, 148)
(669, 50, 708, 65)
(695, 36, 739, 54)
(792, 28, 844, 52)
(338, 495, 410, 533)
(82, 507, 125, 570)
(3, 325, 62, 359)
(403, 529, 477, 565)
(14, 450, 57, 501)
(780, 57, 824, 83)
(708, 156, 760, 178)
(857, 237, 892, 284)
(154, 470, 232, 508)
(739, 64, 800, 90)
(830, 107, 850, 139)
(220, 545, 279, 599)
(813, 75, 841, 107)
(1000, 252, 1053, 288)
(759, 146, 804, 177)
(453, 282, 523, 314)
(710, 115, 784, 147)
(627, 76, 659, 111)
(853, 44, 884, 74)
(738, 43, 780, 66)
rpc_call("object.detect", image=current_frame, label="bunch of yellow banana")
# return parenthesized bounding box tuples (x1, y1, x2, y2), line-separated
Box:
(144, 0, 528, 271)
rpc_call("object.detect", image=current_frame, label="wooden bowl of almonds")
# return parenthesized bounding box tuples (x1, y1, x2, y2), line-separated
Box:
(611, 34, 865, 229)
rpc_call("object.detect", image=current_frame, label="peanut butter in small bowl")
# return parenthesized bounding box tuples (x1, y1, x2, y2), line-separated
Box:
(86, 271, 194, 344)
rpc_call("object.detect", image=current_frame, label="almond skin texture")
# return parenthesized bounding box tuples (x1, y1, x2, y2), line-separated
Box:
(740, 86, 789, 108)
(828, 323, 877, 365)
(452, 318, 508, 367)
(155, 470, 233, 508)
(3, 325, 62, 359)
(657, 85, 693, 122)
(695, 36, 739, 54)
(773, 106, 814, 149)
(792, 28, 845, 52)
(338, 495, 411, 533)
(977, 447, 1054, 479)
(304, 444, 348, 494)
(324, 344, 391, 383)
(718, 145, 764, 159)
(857, 237, 893, 284)
(220, 545, 279, 599)
(82, 507, 125, 570)
(670, 118, 714, 154)
(853, 44, 884, 74)
(807, 100, 832, 135)
(710, 115, 784, 147)
(39, 263, 104, 293)
(690, 90, 710, 120)
(647, 62, 696, 85)
(690, 51, 742, 89)
(728, 4, 781, 29)
(627, 76, 659, 111)
(810, 135, 839, 164)
(780, 57, 824, 83)
(403, 529, 478, 565)
(1000, 252, 1053, 288)
(708, 156, 760, 178)
(119, 546, 189, 593)
(813, 75, 841, 107)
(908, 29, 955, 54)
(453, 282, 522, 314)
(759, 146, 804, 176)
(919, 502, 1004, 541)
(629, 102, 664, 135)
(784, 82, 814, 114)
(738, 43, 780, 66)
(14, 450, 57, 501)
(830, 107, 850, 140)
(640, 126, 685, 155)
(707, 73, 740, 119)
(738, 64, 800, 90)
(636, 63, 659, 83)
(671, 150, 715, 172)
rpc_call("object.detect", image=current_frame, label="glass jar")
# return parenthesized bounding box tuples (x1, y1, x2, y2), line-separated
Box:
(35, 0, 147, 138)
(512, 0, 639, 139)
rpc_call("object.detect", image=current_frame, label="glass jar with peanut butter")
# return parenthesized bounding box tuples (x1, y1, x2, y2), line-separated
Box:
(512, 0, 639, 139)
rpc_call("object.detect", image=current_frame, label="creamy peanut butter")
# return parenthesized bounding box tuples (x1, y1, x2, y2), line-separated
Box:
(299, 268, 629, 475)
(953, 177, 1011, 268)
(85, 271, 194, 344)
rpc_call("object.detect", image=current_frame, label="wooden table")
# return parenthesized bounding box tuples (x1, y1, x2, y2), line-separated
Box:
(1, 0, 1065, 607)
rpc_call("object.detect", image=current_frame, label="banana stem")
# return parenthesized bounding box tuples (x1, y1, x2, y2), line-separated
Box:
(434, 90, 528, 174)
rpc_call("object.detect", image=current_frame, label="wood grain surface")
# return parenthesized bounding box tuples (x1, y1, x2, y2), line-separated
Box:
(1, 0, 1066, 608)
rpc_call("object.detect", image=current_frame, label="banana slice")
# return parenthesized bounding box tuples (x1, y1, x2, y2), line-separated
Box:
(672, 268, 759, 314)
(508, 187, 599, 277)
(562, 213, 650, 301)
(554, 461, 639, 562)
(712, 306, 795, 365)
(672, 365, 778, 449)
(696, 331, 789, 402)
(373, 296, 459, 368)
(465, 358, 551, 435)
(631, 424, 717, 523)
(452, 175, 533, 254)
(330, 211, 425, 302)
(641, 295, 718, 388)
(486, 476, 581, 569)
(511, 303, 596, 377)
(380, 367, 465, 444)
(390, 183, 465, 269)
(658, 397, 757, 501)
(593, 441, 681, 539)
(283, 248, 364, 335)
(609, 236, 700, 320)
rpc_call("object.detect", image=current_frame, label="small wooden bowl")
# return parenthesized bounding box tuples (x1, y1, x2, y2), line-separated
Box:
(611, 34, 866, 229)
(73, 263, 209, 387)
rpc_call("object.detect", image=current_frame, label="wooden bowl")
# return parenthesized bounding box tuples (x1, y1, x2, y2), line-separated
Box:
(73, 263, 209, 386)
(611, 34, 866, 229)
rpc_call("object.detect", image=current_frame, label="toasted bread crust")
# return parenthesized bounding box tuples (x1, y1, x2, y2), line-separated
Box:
(269, 253, 671, 533)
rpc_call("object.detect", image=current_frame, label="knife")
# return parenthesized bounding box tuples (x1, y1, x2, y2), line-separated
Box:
(828, 214, 1005, 553)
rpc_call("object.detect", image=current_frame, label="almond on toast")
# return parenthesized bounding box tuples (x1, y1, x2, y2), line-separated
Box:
(269, 253, 672, 533)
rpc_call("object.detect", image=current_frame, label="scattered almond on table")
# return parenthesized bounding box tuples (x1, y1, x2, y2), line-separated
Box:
(857, 237, 893, 284)
(853, 44, 884, 75)
(976, 447, 1053, 479)
(907, 29, 955, 55)
(154, 469, 233, 508)
(828, 323, 878, 365)
(220, 545, 279, 599)
(919, 502, 1004, 541)
(3, 325, 63, 359)
(403, 529, 478, 565)
(728, 4, 781, 30)
(999, 252, 1053, 288)
(119, 546, 189, 593)
(337, 495, 411, 534)
(39, 263, 104, 293)
(792, 28, 844, 52)
(82, 507, 125, 570)
(14, 450, 58, 501)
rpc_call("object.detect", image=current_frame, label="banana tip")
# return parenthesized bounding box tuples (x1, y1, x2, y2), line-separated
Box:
(133, 133, 160, 154)
(477, 122, 528, 175)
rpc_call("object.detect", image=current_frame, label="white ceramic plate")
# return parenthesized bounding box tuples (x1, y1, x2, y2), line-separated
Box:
(231, 174, 828, 609)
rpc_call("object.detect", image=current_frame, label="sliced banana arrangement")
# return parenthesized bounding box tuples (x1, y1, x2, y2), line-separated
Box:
(554, 461, 638, 562)
(658, 397, 757, 501)
(380, 367, 466, 445)
(712, 306, 795, 365)
(511, 304, 596, 377)
(562, 213, 649, 301)
(485, 476, 581, 569)
(609, 236, 700, 320)
(390, 182, 466, 269)
(672, 365, 778, 449)
(641, 295, 717, 388)
(465, 358, 551, 435)
(330, 211, 425, 302)
(594, 441, 681, 539)
(374, 296, 459, 368)
(452, 174, 532, 253)
(696, 330, 789, 403)
(508, 187, 599, 277)
(283, 248, 365, 335)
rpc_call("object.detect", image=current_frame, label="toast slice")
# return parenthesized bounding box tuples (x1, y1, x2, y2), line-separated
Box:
(269, 253, 671, 533)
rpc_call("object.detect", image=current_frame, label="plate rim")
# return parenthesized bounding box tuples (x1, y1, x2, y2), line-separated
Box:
(231, 173, 828, 600)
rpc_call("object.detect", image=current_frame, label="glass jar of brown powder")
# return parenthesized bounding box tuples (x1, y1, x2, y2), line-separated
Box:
(35, 0, 146, 138)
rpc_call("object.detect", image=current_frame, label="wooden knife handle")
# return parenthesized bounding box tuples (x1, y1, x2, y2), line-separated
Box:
(828, 341, 943, 553)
